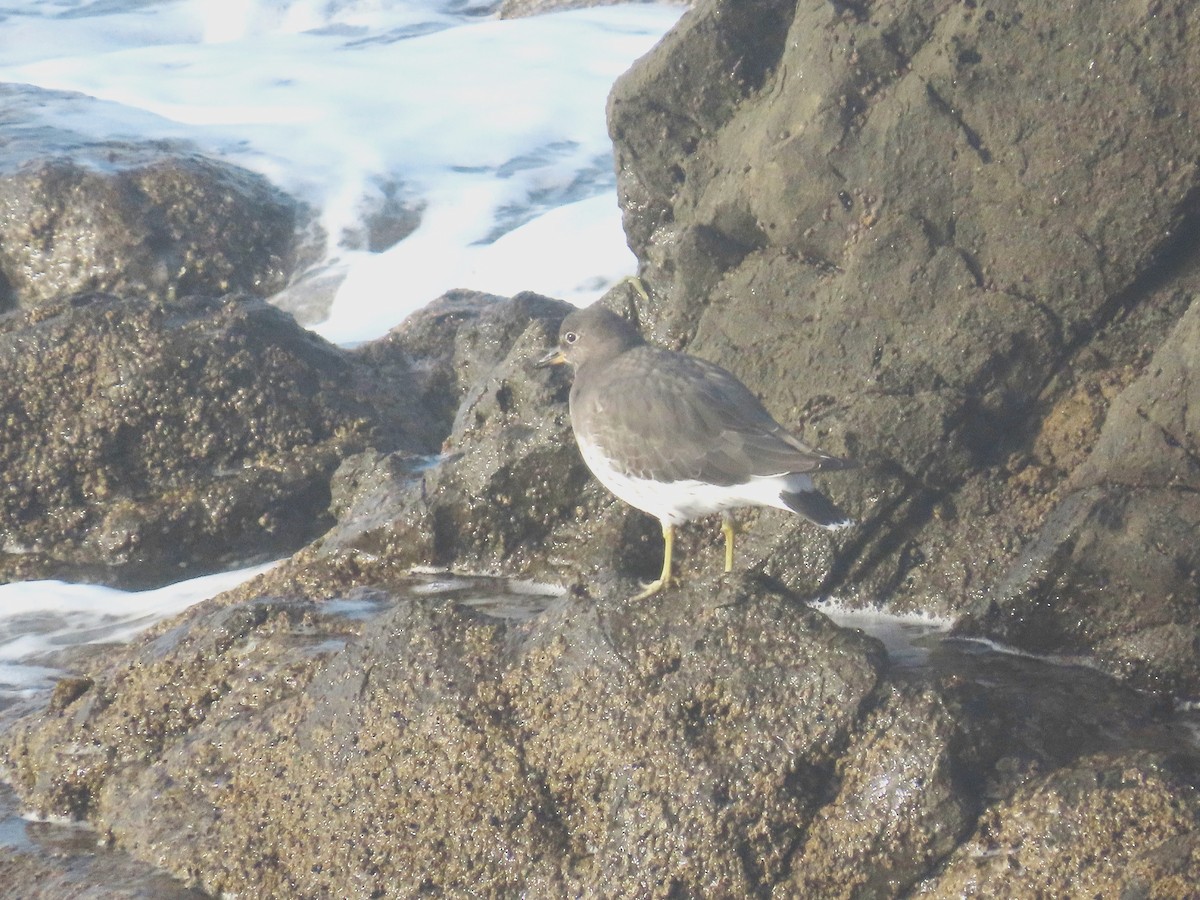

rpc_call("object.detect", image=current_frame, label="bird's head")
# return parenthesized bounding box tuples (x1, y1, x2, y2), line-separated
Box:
(536, 304, 644, 370)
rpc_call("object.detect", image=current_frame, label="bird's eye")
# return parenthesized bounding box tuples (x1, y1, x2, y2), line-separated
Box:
(563, 331, 578, 345)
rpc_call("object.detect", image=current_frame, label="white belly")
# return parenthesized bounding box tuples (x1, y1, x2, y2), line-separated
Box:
(577, 439, 811, 525)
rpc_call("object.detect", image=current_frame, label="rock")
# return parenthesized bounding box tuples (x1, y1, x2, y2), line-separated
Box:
(967, 298, 1200, 694)
(508, 584, 881, 894)
(353, 288, 565, 438)
(1, 279, 1194, 896)
(790, 684, 974, 897)
(264, 265, 346, 327)
(1, 573, 885, 897)
(923, 752, 1200, 898)
(5, 560, 1197, 896)
(0, 845, 207, 900)
(0, 284, 588, 588)
(328, 287, 714, 589)
(0, 292, 437, 587)
(607, 0, 1200, 691)
(323, 291, 605, 578)
(0, 153, 308, 310)
(785, 628, 1200, 898)
(4, 0, 1200, 894)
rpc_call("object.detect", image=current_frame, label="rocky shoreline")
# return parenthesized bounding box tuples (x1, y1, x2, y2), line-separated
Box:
(0, 0, 1197, 896)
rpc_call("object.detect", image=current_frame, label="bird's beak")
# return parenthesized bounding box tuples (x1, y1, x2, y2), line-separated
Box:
(536, 347, 566, 368)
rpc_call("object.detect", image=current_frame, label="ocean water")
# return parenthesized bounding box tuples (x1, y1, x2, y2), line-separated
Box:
(0, 0, 683, 708)
(0, 0, 686, 343)
(0, 564, 279, 702)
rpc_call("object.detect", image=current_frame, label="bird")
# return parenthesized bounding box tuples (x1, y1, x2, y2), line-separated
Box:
(537, 302, 855, 600)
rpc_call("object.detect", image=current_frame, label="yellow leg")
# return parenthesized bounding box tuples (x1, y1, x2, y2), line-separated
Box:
(633, 522, 674, 600)
(721, 517, 738, 574)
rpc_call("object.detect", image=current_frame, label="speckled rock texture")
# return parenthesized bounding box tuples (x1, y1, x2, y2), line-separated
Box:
(0, 838, 206, 900)
(1, 575, 886, 897)
(2, 278, 1196, 896)
(325, 285, 734, 590)
(324, 289, 598, 574)
(0, 292, 435, 587)
(967, 298, 1200, 693)
(0, 152, 305, 311)
(4, 563, 1196, 897)
(925, 752, 1200, 898)
(607, 0, 1200, 694)
(791, 684, 975, 897)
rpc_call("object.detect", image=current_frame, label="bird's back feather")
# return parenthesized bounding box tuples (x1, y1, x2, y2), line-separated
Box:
(571, 345, 853, 488)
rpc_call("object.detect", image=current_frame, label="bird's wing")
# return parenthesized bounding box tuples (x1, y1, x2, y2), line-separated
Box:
(574, 349, 852, 486)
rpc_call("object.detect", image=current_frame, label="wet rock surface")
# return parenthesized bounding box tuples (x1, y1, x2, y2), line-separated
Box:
(8, 574, 881, 897)
(0, 150, 307, 312)
(0, 783, 205, 900)
(322, 289, 595, 574)
(791, 682, 975, 897)
(963, 297, 1200, 695)
(0, 849, 205, 900)
(3, 572, 1196, 898)
(926, 751, 1200, 898)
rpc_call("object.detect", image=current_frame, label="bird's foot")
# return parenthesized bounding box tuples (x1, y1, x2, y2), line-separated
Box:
(618, 274, 650, 303)
(631, 576, 670, 601)
(632, 522, 675, 601)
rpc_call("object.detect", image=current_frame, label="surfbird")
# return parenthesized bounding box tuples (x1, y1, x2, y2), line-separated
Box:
(538, 303, 855, 600)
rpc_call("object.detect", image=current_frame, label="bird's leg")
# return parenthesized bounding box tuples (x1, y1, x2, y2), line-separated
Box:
(721, 515, 739, 573)
(661, 522, 675, 587)
(633, 522, 674, 600)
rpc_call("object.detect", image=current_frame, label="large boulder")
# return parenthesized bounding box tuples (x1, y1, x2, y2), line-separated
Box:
(1, 574, 885, 897)
(0, 151, 307, 311)
(324, 290, 603, 576)
(966, 298, 1200, 694)
(0, 292, 437, 587)
(790, 683, 975, 897)
(607, 0, 1200, 692)
(926, 752, 1200, 897)
(2, 272, 1195, 897)
(4, 558, 1194, 897)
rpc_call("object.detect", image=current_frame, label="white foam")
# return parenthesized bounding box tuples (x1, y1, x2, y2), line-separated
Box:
(318, 192, 636, 342)
(0, 1, 685, 344)
(813, 597, 955, 630)
(813, 599, 953, 668)
(0, 563, 277, 698)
